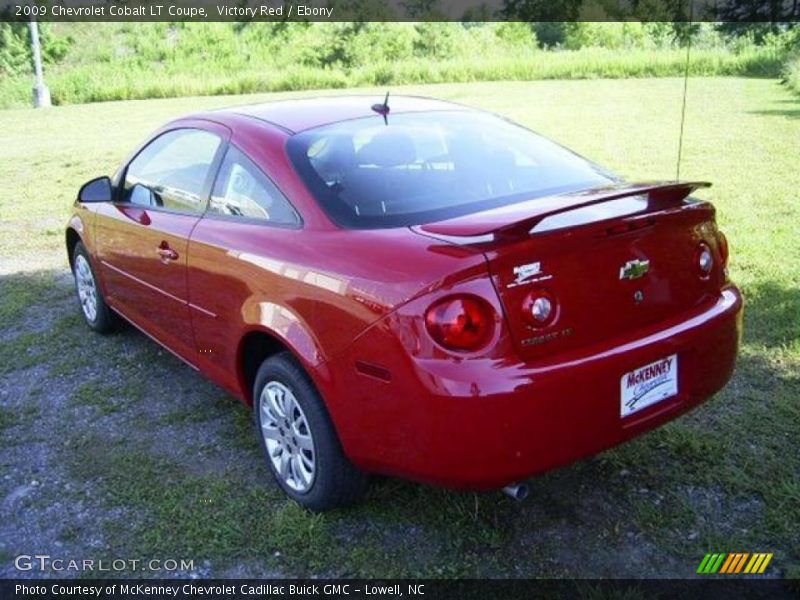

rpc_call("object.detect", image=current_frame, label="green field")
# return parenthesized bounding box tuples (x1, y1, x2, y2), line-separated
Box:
(0, 78, 798, 578)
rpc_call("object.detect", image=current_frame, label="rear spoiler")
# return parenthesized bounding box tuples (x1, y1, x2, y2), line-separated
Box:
(416, 181, 711, 240)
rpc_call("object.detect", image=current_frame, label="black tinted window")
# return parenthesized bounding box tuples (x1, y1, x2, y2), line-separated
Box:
(287, 112, 616, 229)
(209, 146, 300, 226)
(122, 129, 221, 214)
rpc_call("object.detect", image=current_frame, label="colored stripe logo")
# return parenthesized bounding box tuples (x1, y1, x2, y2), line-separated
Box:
(697, 552, 773, 574)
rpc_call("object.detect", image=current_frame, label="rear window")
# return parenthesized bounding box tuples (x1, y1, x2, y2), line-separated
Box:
(287, 111, 616, 229)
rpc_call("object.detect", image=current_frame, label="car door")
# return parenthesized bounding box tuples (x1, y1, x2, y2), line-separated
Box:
(186, 145, 302, 390)
(94, 124, 228, 362)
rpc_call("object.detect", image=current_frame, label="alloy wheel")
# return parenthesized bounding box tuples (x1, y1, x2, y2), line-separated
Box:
(259, 381, 316, 492)
(74, 255, 98, 323)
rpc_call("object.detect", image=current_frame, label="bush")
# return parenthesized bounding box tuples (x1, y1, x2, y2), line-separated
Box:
(495, 22, 538, 48)
(0, 22, 71, 77)
(0, 23, 29, 76)
(785, 56, 800, 94)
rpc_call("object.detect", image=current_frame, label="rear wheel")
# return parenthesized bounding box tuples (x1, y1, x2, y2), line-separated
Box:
(72, 242, 117, 333)
(254, 352, 368, 511)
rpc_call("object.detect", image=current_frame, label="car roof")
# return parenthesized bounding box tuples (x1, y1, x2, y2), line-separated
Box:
(211, 95, 473, 134)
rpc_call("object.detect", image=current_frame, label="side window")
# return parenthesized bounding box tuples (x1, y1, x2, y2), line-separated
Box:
(209, 146, 300, 226)
(122, 129, 222, 214)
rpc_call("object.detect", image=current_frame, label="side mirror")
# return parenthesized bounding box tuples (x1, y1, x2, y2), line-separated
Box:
(78, 176, 112, 203)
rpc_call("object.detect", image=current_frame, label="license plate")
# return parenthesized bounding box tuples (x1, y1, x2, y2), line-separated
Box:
(620, 354, 678, 418)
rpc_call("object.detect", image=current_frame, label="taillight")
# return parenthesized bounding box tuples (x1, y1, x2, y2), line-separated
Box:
(522, 289, 557, 327)
(696, 242, 714, 278)
(717, 231, 729, 268)
(424, 295, 495, 352)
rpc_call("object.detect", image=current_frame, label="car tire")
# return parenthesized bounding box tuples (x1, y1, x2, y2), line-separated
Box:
(72, 241, 118, 333)
(254, 352, 368, 511)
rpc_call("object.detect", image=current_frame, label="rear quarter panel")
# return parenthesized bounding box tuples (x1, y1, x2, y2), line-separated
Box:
(186, 222, 489, 403)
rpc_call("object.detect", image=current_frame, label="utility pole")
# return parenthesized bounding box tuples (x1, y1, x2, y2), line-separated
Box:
(29, 19, 51, 108)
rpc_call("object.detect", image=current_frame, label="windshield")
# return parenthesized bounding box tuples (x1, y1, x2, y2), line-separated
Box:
(287, 111, 617, 229)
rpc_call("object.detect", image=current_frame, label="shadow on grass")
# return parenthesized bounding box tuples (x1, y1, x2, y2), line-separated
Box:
(748, 91, 800, 120)
(747, 108, 800, 119)
(741, 280, 800, 349)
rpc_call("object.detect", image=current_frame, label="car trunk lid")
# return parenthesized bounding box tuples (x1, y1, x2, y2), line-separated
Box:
(414, 181, 727, 360)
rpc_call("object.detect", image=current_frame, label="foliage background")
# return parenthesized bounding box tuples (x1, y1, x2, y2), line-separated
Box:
(0, 21, 798, 108)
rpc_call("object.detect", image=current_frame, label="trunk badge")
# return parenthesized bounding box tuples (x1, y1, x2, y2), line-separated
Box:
(511, 262, 542, 286)
(619, 259, 650, 280)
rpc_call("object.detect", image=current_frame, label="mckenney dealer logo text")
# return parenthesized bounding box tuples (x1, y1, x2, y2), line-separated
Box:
(16, 583, 413, 597)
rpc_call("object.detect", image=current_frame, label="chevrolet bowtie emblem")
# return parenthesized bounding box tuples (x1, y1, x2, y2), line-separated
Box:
(619, 259, 650, 280)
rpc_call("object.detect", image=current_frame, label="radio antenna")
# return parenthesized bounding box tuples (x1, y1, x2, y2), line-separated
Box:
(676, 9, 693, 181)
(371, 91, 391, 125)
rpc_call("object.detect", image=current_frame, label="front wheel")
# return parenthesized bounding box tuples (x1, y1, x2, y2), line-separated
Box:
(254, 352, 368, 511)
(72, 241, 118, 333)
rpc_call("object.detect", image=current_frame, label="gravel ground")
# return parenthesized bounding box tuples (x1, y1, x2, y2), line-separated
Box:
(0, 268, 281, 578)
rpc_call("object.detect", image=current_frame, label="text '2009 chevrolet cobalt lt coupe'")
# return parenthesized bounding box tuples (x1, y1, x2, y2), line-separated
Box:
(67, 96, 742, 510)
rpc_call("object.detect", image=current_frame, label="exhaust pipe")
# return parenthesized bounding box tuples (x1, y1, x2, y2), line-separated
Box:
(501, 482, 529, 501)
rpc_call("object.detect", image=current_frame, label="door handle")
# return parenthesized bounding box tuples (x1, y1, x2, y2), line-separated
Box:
(156, 241, 179, 263)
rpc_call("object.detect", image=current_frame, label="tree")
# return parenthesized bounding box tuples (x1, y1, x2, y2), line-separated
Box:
(401, 0, 447, 19)
(501, 0, 584, 21)
(461, 3, 497, 22)
(324, 0, 396, 21)
(501, 0, 584, 47)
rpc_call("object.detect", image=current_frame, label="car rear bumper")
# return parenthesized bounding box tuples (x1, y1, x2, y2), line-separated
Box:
(320, 285, 743, 490)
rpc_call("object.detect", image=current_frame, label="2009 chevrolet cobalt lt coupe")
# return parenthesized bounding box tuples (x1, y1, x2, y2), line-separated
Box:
(67, 96, 742, 510)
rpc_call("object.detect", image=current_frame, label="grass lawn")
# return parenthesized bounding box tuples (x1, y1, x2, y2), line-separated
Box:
(0, 77, 798, 578)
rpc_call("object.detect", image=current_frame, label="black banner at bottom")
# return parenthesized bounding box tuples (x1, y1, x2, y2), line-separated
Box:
(3, 579, 799, 600)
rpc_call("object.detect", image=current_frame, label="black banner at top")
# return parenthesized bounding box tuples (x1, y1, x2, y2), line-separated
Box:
(1, 0, 800, 22)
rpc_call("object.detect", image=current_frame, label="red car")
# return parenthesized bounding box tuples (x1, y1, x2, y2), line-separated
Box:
(66, 96, 742, 510)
